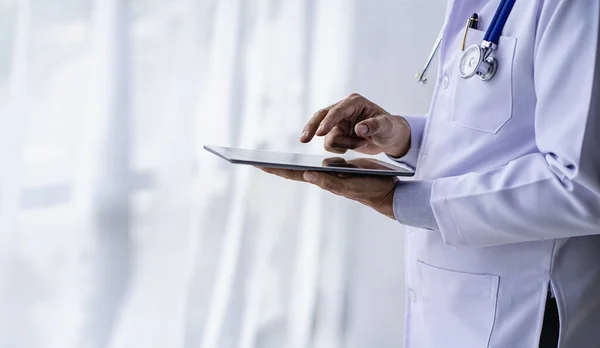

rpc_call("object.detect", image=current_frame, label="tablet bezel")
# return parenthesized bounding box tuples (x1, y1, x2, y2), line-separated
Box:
(204, 145, 414, 177)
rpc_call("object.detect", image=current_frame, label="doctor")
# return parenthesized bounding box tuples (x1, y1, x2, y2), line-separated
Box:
(260, 0, 600, 347)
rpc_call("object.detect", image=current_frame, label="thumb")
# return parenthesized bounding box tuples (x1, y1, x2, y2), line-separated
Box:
(355, 115, 391, 137)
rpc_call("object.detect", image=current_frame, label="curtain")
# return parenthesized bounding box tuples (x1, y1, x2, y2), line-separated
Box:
(0, 0, 444, 347)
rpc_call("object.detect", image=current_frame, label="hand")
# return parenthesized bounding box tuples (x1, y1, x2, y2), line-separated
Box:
(299, 93, 411, 157)
(257, 165, 398, 220)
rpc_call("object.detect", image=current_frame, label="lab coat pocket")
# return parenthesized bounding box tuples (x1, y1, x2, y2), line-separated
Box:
(417, 261, 499, 348)
(451, 28, 517, 134)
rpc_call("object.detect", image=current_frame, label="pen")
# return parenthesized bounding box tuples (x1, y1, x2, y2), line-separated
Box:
(469, 13, 479, 29)
(460, 13, 479, 51)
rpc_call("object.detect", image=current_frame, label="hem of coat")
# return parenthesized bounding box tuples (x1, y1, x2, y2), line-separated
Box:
(431, 177, 467, 247)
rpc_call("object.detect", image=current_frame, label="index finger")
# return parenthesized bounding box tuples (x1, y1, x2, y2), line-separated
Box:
(300, 106, 333, 143)
(316, 95, 363, 137)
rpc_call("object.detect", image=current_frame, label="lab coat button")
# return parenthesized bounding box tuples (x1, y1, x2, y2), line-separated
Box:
(409, 289, 417, 303)
(442, 74, 450, 89)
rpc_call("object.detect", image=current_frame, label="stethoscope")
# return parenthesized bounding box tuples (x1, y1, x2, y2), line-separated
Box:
(415, 0, 516, 84)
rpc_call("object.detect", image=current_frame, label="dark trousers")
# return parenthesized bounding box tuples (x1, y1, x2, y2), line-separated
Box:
(539, 295, 560, 348)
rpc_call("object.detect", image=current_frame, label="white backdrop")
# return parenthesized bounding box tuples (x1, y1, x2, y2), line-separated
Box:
(0, 0, 444, 347)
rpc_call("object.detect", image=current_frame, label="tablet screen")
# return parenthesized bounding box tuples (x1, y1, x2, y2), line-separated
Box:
(204, 145, 414, 177)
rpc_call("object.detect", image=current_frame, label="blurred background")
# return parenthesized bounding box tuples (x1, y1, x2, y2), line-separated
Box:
(0, 0, 444, 347)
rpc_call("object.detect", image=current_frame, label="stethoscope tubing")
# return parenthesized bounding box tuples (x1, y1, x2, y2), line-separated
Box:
(485, 0, 517, 45)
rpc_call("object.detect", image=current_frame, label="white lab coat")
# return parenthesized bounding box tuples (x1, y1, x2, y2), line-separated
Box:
(402, 0, 600, 347)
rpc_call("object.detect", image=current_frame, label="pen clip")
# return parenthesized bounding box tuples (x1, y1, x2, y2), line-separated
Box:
(460, 14, 479, 51)
(460, 18, 472, 51)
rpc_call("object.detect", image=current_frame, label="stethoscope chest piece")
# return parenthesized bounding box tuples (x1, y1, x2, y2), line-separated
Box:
(459, 44, 498, 81)
(415, 0, 515, 85)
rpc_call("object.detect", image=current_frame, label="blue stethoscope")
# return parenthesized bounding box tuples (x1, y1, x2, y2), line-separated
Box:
(415, 0, 516, 84)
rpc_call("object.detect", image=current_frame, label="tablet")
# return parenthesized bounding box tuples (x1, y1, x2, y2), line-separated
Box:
(204, 145, 414, 177)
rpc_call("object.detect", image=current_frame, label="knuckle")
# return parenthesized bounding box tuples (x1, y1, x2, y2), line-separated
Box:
(371, 120, 381, 132)
(377, 116, 393, 135)
(329, 104, 342, 113)
(310, 109, 326, 120)
(315, 108, 327, 116)
(374, 119, 384, 130)
(328, 106, 345, 119)
(348, 92, 362, 100)
(380, 114, 392, 125)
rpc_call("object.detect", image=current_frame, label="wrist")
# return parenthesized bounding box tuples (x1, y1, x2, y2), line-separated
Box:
(373, 182, 397, 220)
(385, 116, 411, 158)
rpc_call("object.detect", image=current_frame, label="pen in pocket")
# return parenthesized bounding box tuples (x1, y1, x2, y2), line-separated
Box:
(460, 13, 479, 51)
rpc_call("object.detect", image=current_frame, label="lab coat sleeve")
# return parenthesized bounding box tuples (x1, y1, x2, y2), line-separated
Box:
(386, 115, 427, 169)
(431, 0, 600, 248)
